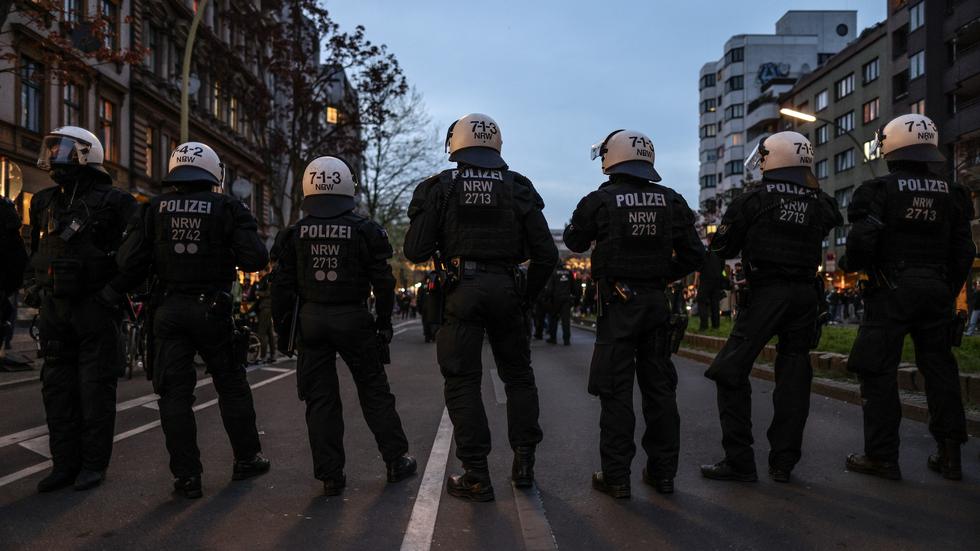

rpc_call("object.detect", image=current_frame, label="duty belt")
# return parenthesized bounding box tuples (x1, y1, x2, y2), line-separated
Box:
(617, 279, 667, 292)
(451, 258, 514, 275)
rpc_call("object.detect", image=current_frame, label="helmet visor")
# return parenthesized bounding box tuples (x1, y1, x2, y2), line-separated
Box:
(744, 142, 763, 172)
(590, 141, 604, 161)
(37, 136, 88, 170)
(869, 129, 884, 159)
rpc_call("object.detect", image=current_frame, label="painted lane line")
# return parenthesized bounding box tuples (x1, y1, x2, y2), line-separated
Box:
(400, 407, 453, 551)
(393, 320, 420, 330)
(0, 369, 296, 489)
(260, 366, 293, 373)
(513, 485, 558, 550)
(18, 435, 51, 459)
(0, 426, 47, 449)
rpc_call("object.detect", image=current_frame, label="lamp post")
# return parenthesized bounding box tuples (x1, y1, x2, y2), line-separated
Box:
(779, 108, 877, 178)
(180, 0, 210, 143)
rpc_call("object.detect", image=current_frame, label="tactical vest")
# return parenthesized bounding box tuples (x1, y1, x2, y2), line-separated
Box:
(440, 168, 521, 262)
(878, 172, 952, 266)
(294, 213, 369, 304)
(552, 268, 573, 300)
(152, 191, 235, 285)
(744, 181, 825, 269)
(591, 182, 673, 281)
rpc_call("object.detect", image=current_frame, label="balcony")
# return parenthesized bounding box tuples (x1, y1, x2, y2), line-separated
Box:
(744, 99, 779, 134)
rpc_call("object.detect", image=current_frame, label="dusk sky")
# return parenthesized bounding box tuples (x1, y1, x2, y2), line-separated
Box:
(329, 1, 886, 227)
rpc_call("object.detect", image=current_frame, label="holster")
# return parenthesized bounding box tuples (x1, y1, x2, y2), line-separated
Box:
(668, 313, 688, 355)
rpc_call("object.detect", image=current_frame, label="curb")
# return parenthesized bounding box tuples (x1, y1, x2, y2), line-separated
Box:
(572, 323, 980, 437)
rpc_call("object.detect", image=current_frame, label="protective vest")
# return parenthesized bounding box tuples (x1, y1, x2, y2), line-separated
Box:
(878, 171, 952, 266)
(744, 181, 825, 269)
(294, 213, 369, 304)
(550, 268, 574, 300)
(152, 190, 235, 285)
(591, 182, 673, 281)
(440, 168, 521, 262)
(32, 184, 120, 291)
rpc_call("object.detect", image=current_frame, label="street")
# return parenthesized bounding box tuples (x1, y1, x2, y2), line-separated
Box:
(1, 321, 978, 550)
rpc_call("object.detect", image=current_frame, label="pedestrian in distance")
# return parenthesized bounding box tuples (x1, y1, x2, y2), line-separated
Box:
(701, 131, 841, 484)
(564, 129, 704, 498)
(115, 142, 271, 499)
(1, 193, 27, 363)
(697, 246, 724, 331)
(545, 261, 580, 345)
(842, 114, 975, 481)
(270, 156, 416, 496)
(404, 113, 558, 502)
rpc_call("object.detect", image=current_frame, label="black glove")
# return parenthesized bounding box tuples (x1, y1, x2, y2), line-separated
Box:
(95, 285, 123, 313)
(376, 318, 393, 344)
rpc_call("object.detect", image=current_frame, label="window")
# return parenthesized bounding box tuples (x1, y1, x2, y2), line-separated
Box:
(909, 2, 924, 32)
(229, 97, 238, 131)
(835, 225, 849, 246)
(144, 126, 155, 177)
(211, 80, 222, 118)
(724, 160, 743, 176)
(816, 125, 830, 145)
(834, 148, 855, 173)
(20, 57, 43, 133)
(63, 0, 83, 23)
(730, 133, 742, 146)
(724, 47, 744, 65)
(700, 74, 716, 90)
(701, 175, 717, 189)
(62, 83, 82, 126)
(862, 58, 879, 84)
(101, 1, 119, 50)
(700, 124, 717, 139)
(909, 50, 925, 79)
(724, 104, 744, 120)
(144, 25, 158, 74)
(326, 106, 339, 125)
(99, 98, 116, 162)
(834, 73, 855, 100)
(815, 159, 829, 179)
(863, 140, 880, 161)
(910, 98, 926, 114)
(815, 89, 829, 111)
(701, 98, 716, 113)
(834, 111, 855, 136)
(862, 98, 880, 124)
(835, 187, 853, 209)
(724, 75, 743, 93)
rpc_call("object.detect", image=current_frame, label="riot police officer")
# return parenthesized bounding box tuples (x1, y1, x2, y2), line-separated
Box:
(564, 129, 704, 498)
(405, 113, 558, 501)
(1, 194, 27, 362)
(270, 156, 416, 496)
(701, 131, 841, 484)
(843, 114, 975, 481)
(545, 262, 579, 345)
(115, 142, 270, 498)
(28, 126, 137, 492)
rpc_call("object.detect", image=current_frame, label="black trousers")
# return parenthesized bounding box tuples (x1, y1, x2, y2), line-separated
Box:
(588, 290, 678, 482)
(438, 272, 542, 463)
(704, 281, 816, 472)
(297, 303, 408, 480)
(698, 289, 721, 330)
(153, 293, 262, 478)
(548, 300, 572, 344)
(849, 275, 967, 462)
(39, 293, 120, 473)
(532, 302, 548, 339)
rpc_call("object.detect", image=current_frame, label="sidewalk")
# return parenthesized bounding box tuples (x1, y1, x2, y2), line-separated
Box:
(1, 309, 40, 389)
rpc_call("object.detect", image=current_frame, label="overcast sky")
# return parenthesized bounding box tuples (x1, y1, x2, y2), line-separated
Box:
(328, 0, 885, 227)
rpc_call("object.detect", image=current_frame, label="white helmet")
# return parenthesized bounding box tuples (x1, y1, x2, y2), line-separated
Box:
(871, 114, 944, 163)
(301, 156, 357, 218)
(590, 129, 661, 182)
(745, 131, 816, 188)
(165, 142, 224, 187)
(445, 113, 506, 169)
(37, 126, 107, 174)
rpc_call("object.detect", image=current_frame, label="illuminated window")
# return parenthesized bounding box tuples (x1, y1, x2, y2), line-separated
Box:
(229, 97, 238, 131)
(909, 2, 924, 32)
(62, 83, 82, 126)
(910, 99, 926, 114)
(99, 98, 116, 162)
(145, 126, 155, 177)
(211, 80, 221, 117)
(326, 106, 338, 124)
(862, 98, 879, 124)
(815, 90, 828, 111)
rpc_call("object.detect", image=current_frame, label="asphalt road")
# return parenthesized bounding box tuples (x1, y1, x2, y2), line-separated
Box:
(1, 321, 978, 550)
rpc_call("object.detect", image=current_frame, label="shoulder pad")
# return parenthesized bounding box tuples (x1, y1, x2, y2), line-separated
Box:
(510, 171, 533, 188)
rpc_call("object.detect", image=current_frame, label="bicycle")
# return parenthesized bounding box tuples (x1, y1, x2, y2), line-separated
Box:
(122, 294, 149, 380)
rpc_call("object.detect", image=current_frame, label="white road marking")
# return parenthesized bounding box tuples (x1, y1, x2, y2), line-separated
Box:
(18, 435, 51, 459)
(142, 401, 160, 410)
(489, 368, 507, 405)
(0, 369, 296, 489)
(513, 485, 558, 550)
(400, 407, 453, 551)
(260, 366, 293, 373)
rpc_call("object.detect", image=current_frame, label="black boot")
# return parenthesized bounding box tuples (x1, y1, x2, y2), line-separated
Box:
(174, 476, 203, 499)
(592, 471, 630, 499)
(387, 455, 418, 483)
(233, 453, 271, 481)
(927, 440, 962, 481)
(323, 473, 347, 496)
(512, 446, 535, 488)
(447, 461, 494, 502)
(642, 468, 674, 494)
(845, 454, 902, 480)
(768, 466, 791, 483)
(73, 469, 105, 491)
(37, 470, 78, 493)
(700, 460, 758, 482)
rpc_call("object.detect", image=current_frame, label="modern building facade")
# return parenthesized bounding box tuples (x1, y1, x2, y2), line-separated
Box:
(698, 10, 858, 231)
(779, 23, 891, 280)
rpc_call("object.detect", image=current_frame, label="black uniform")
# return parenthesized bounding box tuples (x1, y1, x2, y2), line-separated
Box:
(845, 164, 975, 463)
(115, 188, 267, 478)
(1, 197, 27, 342)
(545, 265, 580, 345)
(697, 250, 724, 330)
(270, 211, 409, 482)
(404, 166, 558, 466)
(564, 174, 704, 484)
(706, 179, 841, 474)
(28, 176, 137, 477)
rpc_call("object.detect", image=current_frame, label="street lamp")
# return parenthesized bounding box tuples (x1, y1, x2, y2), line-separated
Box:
(778, 107, 876, 178)
(180, 0, 210, 143)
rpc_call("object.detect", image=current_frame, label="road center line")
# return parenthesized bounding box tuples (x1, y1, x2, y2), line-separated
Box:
(400, 407, 453, 551)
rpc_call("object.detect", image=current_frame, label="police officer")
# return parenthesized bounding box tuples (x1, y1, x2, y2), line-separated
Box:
(405, 113, 558, 501)
(270, 156, 416, 496)
(544, 262, 579, 345)
(564, 129, 704, 498)
(115, 142, 270, 498)
(843, 114, 975, 481)
(28, 126, 137, 492)
(700, 131, 841, 483)
(1, 194, 27, 362)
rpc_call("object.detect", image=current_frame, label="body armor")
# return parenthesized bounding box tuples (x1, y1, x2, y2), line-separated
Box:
(294, 213, 369, 304)
(744, 181, 825, 270)
(440, 168, 521, 262)
(878, 171, 952, 266)
(591, 181, 673, 281)
(151, 190, 235, 286)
